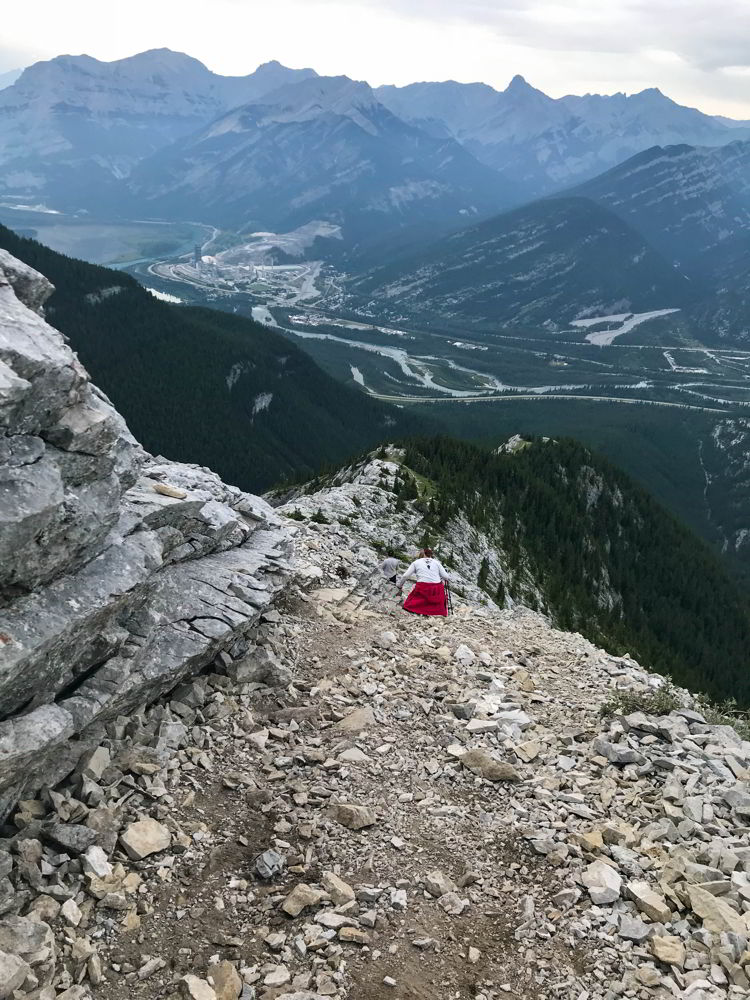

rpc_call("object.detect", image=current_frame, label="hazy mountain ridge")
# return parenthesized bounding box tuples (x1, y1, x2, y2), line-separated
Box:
(1, 47, 749, 249)
(126, 74, 515, 248)
(0, 49, 318, 209)
(376, 75, 750, 198)
(573, 140, 750, 287)
(350, 132, 750, 342)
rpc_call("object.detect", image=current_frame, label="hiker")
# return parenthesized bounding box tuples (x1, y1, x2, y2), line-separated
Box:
(379, 551, 402, 585)
(397, 547, 450, 617)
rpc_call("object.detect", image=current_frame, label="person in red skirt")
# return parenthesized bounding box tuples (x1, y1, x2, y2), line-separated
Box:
(397, 547, 450, 616)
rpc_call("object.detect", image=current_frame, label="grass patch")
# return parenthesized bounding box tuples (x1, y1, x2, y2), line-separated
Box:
(601, 683, 750, 740)
(600, 682, 684, 719)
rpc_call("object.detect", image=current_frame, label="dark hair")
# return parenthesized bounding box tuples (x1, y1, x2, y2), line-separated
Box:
(422, 547, 433, 558)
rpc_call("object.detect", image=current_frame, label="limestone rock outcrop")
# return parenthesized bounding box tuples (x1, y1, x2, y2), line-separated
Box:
(0, 252, 292, 818)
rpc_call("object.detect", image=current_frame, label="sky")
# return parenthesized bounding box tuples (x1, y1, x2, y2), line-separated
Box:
(3, 0, 750, 117)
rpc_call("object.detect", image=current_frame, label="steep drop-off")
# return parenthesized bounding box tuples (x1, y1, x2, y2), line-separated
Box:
(0, 223, 424, 491)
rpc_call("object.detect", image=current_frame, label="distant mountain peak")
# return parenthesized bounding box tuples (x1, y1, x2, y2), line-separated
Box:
(503, 73, 551, 104)
(119, 48, 211, 74)
(133, 47, 195, 59)
(260, 74, 379, 122)
(507, 73, 530, 89)
(505, 73, 548, 96)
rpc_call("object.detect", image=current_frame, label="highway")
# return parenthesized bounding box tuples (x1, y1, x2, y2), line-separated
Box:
(369, 391, 735, 414)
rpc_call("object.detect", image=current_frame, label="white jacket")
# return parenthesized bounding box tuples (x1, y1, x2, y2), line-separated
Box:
(398, 557, 449, 586)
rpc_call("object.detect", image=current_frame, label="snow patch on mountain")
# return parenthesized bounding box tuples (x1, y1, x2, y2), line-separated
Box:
(147, 287, 182, 303)
(252, 391, 274, 415)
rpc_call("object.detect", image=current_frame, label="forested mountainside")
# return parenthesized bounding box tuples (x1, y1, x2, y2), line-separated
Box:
(349, 139, 750, 339)
(395, 437, 750, 705)
(573, 140, 750, 341)
(573, 141, 750, 288)
(350, 196, 697, 326)
(0, 224, 423, 490)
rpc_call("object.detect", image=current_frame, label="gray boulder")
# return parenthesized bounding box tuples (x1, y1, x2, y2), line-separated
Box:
(0, 253, 293, 819)
(0, 257, 141, 602)
(592, 736, 645, 765)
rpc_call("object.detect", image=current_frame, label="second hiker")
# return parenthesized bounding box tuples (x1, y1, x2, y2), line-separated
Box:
(379, 550, 402, 585)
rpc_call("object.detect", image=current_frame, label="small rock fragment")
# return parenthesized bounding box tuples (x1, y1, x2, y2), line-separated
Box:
(438, 892, 469, 915)
(581, 860, 622, 904)
(263, 966, 290, 987)
(255, 849, 286, 879)
(180, 974, 217, 1000)
(338, 927, 370, 945)
(651, 935, 686, 967)
(210, 960, 242, 1000)
(154, 482, 188, 499)
(0, 950, 30, 998)
(61, 898, 82, 927)
(423, 870, 457, 898)
(460, 749, 520, 782)
(281, 884, 324, 917)
(119, 818, 170, 861)
(334, 707, 376, 732)
(625, 881, 672, 923)
(322, 871, 355, 905)
(330, 803, 377, 830)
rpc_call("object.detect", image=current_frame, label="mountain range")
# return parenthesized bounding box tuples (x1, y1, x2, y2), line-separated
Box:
(353, 137, 750, 339)
(375, 76, 747, 195)
(0, 50, 317, 212)
(126, 74, 511, 249)
(1, 48, 749, 255)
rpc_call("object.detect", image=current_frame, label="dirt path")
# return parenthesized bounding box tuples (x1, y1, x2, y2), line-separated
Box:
(86, 592, 611, 1000)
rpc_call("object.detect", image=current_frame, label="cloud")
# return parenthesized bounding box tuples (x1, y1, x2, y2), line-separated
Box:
(0, 43, 44, 74)
(332, 0, 750, 114)
(355, 0, 750, 71)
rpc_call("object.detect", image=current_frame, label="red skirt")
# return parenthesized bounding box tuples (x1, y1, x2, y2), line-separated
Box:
(403, 581, 447, 617)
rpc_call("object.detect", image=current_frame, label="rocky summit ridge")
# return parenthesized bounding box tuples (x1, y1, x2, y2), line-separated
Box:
(0, 251, 292, 820)
(1, 252, 750, 999)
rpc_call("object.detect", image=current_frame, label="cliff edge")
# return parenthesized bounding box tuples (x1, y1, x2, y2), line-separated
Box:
(0, 251, 293, 821)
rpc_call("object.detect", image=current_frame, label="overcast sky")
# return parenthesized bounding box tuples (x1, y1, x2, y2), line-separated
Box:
(4, 0, 750, 117)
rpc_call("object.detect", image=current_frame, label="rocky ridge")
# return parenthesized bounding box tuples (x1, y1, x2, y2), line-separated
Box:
(0, 251, 293, 820)
(1, 430, 750, 998)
